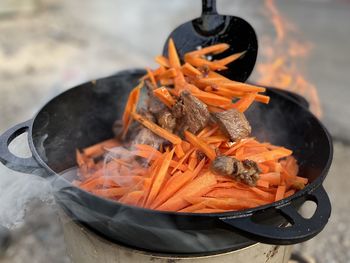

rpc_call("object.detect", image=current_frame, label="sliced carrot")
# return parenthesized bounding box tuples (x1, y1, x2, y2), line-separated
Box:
(193, 208, 227, 213)
(146, 68, 157, 88)
(155, 55, 170, 68)
(171, 148, 195, 174)
(284, 189, 296, 198)
(83, 138, 120, 157)
(223, 138, 255, 156)
(244, 148, 293, 163)
(174, 143, 185, 159)
(145, 149, 175, 207)
(121, 191, 144, 206)
(185, 43, 230, 57)
(158, 68, 177, 79)
(232, 92, 257, 112)
(256, 180, 270, 188)
(168, 38, 181, 68)
(193, 90, 232, 106)
(259, 173, 281, 186)
(157, 171, 217, 211)
(153, 87, 176, 108)
(91, 187, 130, 198)
(181, 62, 202, 77)
(206, 188, 264, 200)
(215, 51, 246, 66)
(184, 130, 216, 160)
(185, 55, 227, 71)
(275, 185, 286, 201)
(132, 112, 182, 145)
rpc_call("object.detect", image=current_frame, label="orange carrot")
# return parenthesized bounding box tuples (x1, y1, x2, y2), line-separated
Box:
(179, 202, 207, 213)
(157, 171, 217, 211)
(132, 112, 182, 145)
(155, 55, 170, 68)
(174, 143, 185, 159)
(215, 51, 246, 65)
(256, 180, 270, 188)
(244, 148, 293, 163)
(168, 38, 181, 68)
(284, 189, 296, 198)
(146, 68, 157, 88)
(275, 185, 286, 201)
(232, 92, 257, 112)
(181, 63, 202, 77)
(184, 130, 216, 160)
(145, 149, 175, 207)
(259, 173, 281, 186)
(158, 68, 177, 79)
(185, 43, 230, 57)
(171, 148, 195, 174)
(153, 87, 176, 108)
(91, 187, 130, 198)
(121, 191, 144, 206)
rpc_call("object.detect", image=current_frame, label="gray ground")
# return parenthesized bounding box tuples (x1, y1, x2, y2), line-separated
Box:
(0, 0, 349, 262)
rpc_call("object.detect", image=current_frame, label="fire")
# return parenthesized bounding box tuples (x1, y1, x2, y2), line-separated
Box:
(257, 0, 322, 117)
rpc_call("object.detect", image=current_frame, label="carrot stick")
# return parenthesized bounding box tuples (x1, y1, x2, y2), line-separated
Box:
(284, 189, 296, 198)
(232, 92, 257, 112)
(146, 68, 157, 88)
(185, 56, 227, 71)
(243, 148, 293, 163)
(223, 138, 255, 156)
(206, 188, 264, 200)
(198, 78, 266, 93)
(259, 173, 281, 186)
(155, 55, 170, 68)
(132, 112, 182, 145)
(168, 38, 181, 68)
(171, 149, 195, 174)
(121, 191, 144, 206)
(275, 185, 286, 201)
(174, 143, 185, 159)
(181, 62, 202, 77)
(153, 87, 176, 108)
(193, 208, 227, 213)
(184, 130, 216, 160)
(157, 171, 217, 211)
(158, 68, 177, 79)
(145, 149, 175, 207)
(215, 51, 246, 66)
(256, 180, 270, 188)
(185, 43, 230, 57)
(91, 187, 130, 198)
(192, 90, 232, 107)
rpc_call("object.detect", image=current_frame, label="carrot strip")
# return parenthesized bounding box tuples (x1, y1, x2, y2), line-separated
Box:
(256, 180, 270, 188)
(168, 38, 181, 68)
(223, 138, 255, 156)
(184, 130, 216, 160)
(146, 68, 157, 88)
(145, 149, 175, 207)
(91, 187, 130, 198)
(206, 188, 265, 200)
(155, 55, 170, 68)
(122, 81, 143, 137)
(174, 143, 185, 159)
(157, 171, 217, 211)
(158, 68, 177, 79)
(185, 56, 227, 71)
(153, 87, 176, 108)
(132, 112, 182, 145)
(215, 51, 246, 65)
(192, 90, 232, 107)
(284, 189, 296, 198)
(259, 173, 281, 186)
(181, 62, 202, 77)
(171, 148, 193, 174)
(121, 191, 144, 206)
(185, 43, 230, 57)
(232, 92, 257, 112)
(275, 185, 286, 201)
(244, 148, 293, 163)
(193, 208, 227, 213)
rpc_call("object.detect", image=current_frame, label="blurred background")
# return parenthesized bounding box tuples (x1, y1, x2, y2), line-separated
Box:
(0, 0, 349, 262)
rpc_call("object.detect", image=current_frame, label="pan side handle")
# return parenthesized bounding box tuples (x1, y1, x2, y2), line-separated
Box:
(0, 120, 44, 176)
(219, 186, 331, 244)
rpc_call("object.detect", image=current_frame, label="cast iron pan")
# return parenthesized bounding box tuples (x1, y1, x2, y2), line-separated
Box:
(0, 68, 332, 254)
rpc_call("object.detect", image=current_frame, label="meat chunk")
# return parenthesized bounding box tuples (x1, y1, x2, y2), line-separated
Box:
(210, 156, 260, 186)
(133, 128, 165, 150)
(172, 91, 210, 135)
(213, 109, 251, 142)
(132, 109, 165, 150)
(145, 81, 166, 115)
(156, 109, 176, 132)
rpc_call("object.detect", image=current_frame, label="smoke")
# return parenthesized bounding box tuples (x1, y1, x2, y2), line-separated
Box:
(0, 134, 53, 229)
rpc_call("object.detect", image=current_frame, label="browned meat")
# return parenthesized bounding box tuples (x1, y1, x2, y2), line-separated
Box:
(213, 109, 251, 142)
(157, 109, 176, 132)
(211, 156, 235, 176)
(210, 156, 260, 186)
(172, 91, 210, 135)
(133, 128, 165, 150)
(132, 109, 165, 150)
(145, 81, 166, 115)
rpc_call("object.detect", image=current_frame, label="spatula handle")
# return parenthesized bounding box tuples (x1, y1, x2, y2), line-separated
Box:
(202, 0, 217, 15)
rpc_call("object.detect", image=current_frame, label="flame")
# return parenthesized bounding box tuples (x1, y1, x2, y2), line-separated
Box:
(257, 0, 322, 118)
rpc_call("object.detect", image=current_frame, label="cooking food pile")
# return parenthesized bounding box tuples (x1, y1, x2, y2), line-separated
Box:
(74, 40, 308, 213)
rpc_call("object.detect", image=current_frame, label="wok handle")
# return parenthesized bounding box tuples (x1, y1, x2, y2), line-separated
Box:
(0, 120, 43, 175)
(202, 0, 217, 15)
(219, 186, 331, 244)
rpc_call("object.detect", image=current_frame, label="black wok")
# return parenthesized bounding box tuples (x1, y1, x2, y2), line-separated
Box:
(0, 69, 332, 255)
